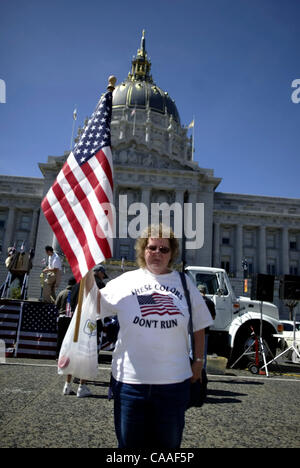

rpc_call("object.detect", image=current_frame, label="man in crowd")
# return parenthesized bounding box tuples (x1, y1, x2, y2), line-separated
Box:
(93, 264, 108, 289)
(42, 245, 62, 303)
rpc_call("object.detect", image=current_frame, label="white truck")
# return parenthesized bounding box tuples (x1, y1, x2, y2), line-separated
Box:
(185, 266, 281, 368)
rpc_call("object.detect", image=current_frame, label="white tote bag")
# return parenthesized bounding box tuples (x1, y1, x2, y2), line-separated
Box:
(58, 282, 98, 380)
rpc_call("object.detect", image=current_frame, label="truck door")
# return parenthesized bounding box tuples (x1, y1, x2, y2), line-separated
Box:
(210, 273, 233, 331)
(193, 272, 233, 330)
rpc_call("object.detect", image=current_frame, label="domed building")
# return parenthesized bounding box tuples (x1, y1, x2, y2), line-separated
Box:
(108, 31, 221, 263)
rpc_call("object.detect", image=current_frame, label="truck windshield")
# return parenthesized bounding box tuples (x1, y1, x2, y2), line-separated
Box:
(194, 273, 228, 296)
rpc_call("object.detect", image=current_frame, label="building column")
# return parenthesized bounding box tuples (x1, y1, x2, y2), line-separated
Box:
(141, 187, 151, 208)
(235, 223, 243, 277)
(28, 209, 40, 250)
(3, 207, 16, 253)
(175, 189, 185, 260)
(258, 225, 266, 274)
(52, 234, 61, 253)
(213, 221, 220, 267)
(141, 187, 151, 228)
(281, 226, 289, 275)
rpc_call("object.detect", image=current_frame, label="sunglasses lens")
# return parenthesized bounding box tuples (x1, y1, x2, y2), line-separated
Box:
(147, 246, 170, 254)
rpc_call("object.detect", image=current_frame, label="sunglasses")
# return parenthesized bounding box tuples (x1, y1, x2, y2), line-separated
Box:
(146, 245, 170, 254)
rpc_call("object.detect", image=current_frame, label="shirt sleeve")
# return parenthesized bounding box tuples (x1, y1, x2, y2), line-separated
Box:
(186, 275, 214, 332)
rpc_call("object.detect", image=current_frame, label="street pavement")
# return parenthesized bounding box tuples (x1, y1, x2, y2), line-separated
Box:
(0, 355, 299, 449)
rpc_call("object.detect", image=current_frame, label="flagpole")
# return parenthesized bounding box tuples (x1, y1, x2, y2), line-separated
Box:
(133, 110, 136, 135)
(132, 107, 136, 135)
(70, 106, 77, 151)
(192, 115, 195, 161)
(73, 275, 86, 343)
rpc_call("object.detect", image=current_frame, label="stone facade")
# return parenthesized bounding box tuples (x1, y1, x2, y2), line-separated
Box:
(0, 175, 43, 295)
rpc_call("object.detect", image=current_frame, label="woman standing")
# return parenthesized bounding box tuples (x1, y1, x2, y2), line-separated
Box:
(93, 224, 213, 448)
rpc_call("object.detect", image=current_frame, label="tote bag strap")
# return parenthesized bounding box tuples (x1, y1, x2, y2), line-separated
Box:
(179, 271, 195, 358)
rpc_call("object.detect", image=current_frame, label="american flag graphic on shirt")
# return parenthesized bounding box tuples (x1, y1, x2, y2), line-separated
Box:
(137, 292, 183, 317)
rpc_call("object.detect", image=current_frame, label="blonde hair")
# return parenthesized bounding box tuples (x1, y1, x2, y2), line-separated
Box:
(135, 224, 179, 269)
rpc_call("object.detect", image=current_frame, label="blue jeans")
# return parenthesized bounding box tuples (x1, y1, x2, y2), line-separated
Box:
(111, 376, 190, 449)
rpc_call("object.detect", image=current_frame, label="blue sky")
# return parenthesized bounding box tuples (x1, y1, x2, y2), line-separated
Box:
(0, 0, 299, 199)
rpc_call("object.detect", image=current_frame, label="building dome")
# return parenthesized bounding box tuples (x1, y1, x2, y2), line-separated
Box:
(112, 31, 181, 124)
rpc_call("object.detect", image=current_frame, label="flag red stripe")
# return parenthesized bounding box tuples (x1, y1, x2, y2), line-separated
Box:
(62, 162, 112, 259)
(141, 311, 181, 317)
(41, 197, 81, 281)
(16, 352, 56, 359)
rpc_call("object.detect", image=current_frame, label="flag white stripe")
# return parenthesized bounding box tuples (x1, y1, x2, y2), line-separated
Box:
(19, 331, 57, 339)
(0, 313, 20, 319)
(0, 330, 17, 336)
(0, 321, 18, 328)
(17, 348, 56, 356)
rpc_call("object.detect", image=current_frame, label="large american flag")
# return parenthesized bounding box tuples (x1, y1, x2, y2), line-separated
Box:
(0, 301, 58, 359)
(41, 89, 115, 281)
(137, 293, 183, 317)
(0, 300, 21, 353)
(16, 302, 58, 359)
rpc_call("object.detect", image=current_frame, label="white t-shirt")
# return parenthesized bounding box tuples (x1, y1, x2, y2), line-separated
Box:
(100, 268, 213, 384)
(48, 252, 62, 270)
